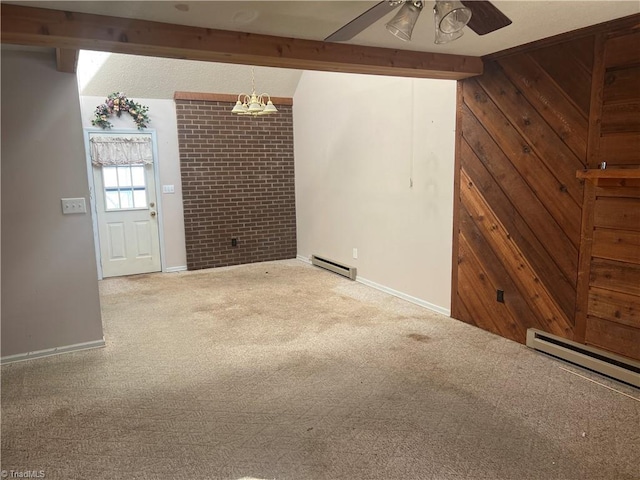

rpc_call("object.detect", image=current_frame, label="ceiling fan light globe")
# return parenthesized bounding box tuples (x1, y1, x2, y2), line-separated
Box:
(434, 26, 464, 44)
(435, 0, 472, 34)
(385, 1, 423, 42)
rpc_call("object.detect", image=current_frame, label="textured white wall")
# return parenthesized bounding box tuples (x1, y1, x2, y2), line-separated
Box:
(294, 71, 456, 313)
(1, 49, 104, 357)
(78, 51, 302, 99)
(79, 96, 188, 271)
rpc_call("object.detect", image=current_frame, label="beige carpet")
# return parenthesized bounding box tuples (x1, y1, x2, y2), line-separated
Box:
(1, 259, 639, 480)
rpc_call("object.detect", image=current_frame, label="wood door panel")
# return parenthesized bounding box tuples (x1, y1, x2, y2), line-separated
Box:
(590, 258, 640, 296)
(106, 222, 126, 260)
(588, 286, 640, 328)
(593, 197, 640, 231)
(585, 315, 640, 360)
(592, 229, 640, 264)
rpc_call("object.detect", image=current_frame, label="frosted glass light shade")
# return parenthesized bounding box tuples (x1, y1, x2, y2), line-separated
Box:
(434, 26, 464, 44)
(231, 101, 246, 114)
(385, 2, 423, 42)
(435, 0, 472, 34)
(263, 101, 278, 114)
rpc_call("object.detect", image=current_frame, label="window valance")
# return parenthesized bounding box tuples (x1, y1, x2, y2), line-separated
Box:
(90, 136, 153, 166)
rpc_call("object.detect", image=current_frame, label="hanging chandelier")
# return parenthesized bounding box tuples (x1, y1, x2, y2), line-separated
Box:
(231, 67, 278, 116)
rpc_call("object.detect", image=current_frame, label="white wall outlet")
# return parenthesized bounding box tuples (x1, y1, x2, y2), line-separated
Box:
(353, 248, 358, 259)
(61, 197, 87, 214)
(162, 185, 175, 194)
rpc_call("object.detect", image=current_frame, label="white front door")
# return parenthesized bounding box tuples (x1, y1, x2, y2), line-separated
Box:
(93, 161, 161, 277)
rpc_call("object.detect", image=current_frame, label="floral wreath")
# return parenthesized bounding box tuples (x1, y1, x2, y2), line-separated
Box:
(92, 92, 150, 130)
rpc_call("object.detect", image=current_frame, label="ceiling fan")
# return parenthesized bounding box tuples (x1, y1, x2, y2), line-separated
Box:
(325, 0, 512, 45)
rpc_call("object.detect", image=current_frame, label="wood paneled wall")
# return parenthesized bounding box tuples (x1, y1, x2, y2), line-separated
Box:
(575, 171, 640, 360)
(452, 17, 640, 360)
(592, 30, 640, 168)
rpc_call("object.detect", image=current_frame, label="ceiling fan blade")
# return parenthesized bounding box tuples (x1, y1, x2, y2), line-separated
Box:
(461, 0, 512, 36)
(325, 1, 399, 42)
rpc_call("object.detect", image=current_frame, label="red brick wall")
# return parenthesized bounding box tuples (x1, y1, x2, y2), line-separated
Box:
(175, 98, 296, 270)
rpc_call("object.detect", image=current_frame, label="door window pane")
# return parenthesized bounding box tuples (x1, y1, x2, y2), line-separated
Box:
(119, 190, 134, 209)
(117, 166, 132, 187)
(102, 164, 148, 211)
(131, 166, 145, 187)
(105, 191, 120, 209)
(133, 189, 147, 208)
(103, 166, 119, 188)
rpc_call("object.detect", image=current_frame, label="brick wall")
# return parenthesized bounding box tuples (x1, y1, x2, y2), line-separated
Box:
(175, 96, 296, 270)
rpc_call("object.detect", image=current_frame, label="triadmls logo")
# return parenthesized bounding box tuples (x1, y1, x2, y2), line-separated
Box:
(1, 471, 46, 479)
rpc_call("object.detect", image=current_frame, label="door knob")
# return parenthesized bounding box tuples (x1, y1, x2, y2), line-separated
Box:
(150, 211, 157, 217)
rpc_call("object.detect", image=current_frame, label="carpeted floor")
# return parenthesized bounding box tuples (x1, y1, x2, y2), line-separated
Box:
(1, 259, 639, 480)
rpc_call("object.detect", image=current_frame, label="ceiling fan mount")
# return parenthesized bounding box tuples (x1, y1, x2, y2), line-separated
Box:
(325, 0, 512, 45)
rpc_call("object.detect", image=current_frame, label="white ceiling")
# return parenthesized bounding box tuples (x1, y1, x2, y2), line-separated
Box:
(8, 1, 640, 57)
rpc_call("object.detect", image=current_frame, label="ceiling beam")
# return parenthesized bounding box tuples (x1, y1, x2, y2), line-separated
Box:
(0, 4, 483, 80)
(55, 48, 79, 73)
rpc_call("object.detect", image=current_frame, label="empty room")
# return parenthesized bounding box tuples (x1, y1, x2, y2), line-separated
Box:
(1, 1, 639, 479)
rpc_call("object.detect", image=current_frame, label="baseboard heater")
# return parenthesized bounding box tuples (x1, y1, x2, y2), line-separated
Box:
(526, 329, 640, 388)
(311, 255, 357, 281)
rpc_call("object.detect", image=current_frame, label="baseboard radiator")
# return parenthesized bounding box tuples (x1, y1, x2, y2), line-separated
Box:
(526, 329, 640, 388)
(311, 255, 357, 281)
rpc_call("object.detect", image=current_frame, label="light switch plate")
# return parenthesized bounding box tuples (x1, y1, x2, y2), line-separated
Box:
(162, 185, 175, 194)
(61, 197, 87, 214)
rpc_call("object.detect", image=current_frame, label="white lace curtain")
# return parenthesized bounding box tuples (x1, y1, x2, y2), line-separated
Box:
(90, 136, 153, 166)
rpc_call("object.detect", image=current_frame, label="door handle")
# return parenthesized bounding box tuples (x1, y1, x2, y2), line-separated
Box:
(150, 211, 157, 218)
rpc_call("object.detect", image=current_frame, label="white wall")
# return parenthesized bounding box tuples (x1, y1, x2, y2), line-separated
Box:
(294, 71, 456, 313)
(1, 49, 104, 358)
(79, 96, 188, 271)
(78, 51, 302, 99)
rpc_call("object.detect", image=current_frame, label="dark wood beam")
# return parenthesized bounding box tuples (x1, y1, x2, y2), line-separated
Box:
(55, 48, 79, 73)
(0, 4, 483, 80)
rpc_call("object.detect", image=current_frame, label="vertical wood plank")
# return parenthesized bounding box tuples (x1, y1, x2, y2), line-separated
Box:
(586, 34, 606, 169)
(450, 81, 464, 320)
(574, 180, 596, 343)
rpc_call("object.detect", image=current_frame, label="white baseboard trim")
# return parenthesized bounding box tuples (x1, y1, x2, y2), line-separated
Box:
(165, 266, 188, 273)
(298, 253, 450, 317)
(356, 276, 451, 317)
(0, 338, 106, 365)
